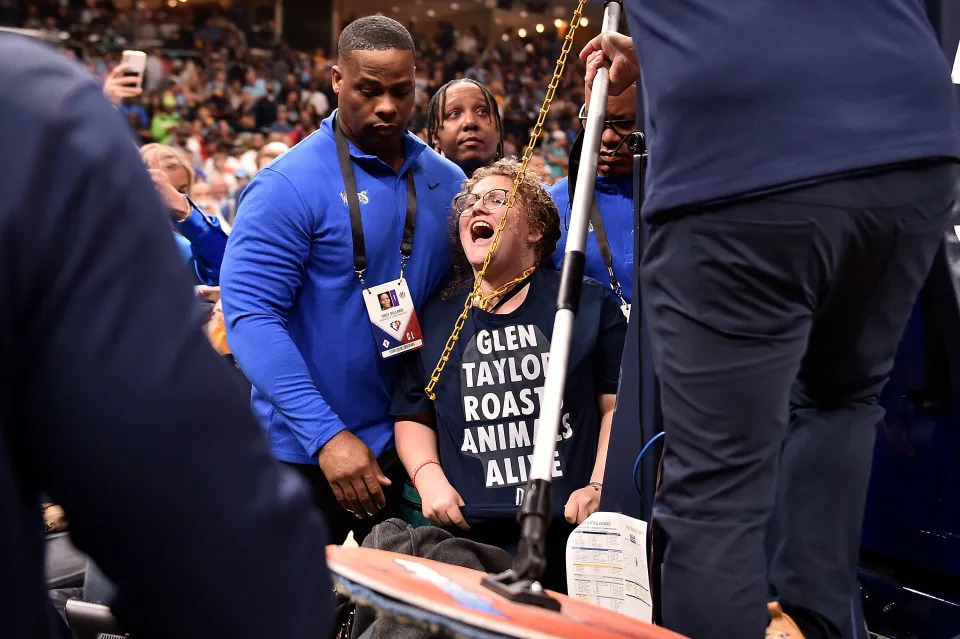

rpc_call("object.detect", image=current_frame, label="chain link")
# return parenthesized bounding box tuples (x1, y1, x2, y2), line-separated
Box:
(425, 1, 588, 400)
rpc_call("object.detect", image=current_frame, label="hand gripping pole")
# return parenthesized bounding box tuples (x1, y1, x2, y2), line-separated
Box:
(482, 0, 625, 610)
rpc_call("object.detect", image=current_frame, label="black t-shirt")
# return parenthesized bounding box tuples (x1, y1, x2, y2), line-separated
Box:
(392, 268, 627, 526)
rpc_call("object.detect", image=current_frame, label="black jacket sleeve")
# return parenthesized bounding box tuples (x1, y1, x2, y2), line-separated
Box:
(2, 36, 334, 639)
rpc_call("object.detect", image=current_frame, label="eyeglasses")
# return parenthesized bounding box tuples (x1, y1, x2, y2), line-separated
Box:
(454, 188, 510, 215)
(578, 104, 636, 138)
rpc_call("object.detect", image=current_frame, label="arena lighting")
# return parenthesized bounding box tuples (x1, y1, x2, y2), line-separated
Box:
(392, 5, 400, 12)
(535, 23, 545, 33)
(166, 0, 176, 6)
(427, 8, 436, 17)
(501, 33, 510, 41)
(450, 2, 460, 9)
(554, 18, 564, 28)
(517, 27, 527, 38)
(579, 16, 589, 26)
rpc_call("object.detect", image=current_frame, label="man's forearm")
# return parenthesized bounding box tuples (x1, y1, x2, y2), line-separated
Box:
(228, 314, 346, 456)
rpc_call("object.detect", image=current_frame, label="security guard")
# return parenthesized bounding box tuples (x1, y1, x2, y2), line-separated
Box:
(581, 2, 960, 638)
(221, 16, 465, 545)
(550, 80, 640, 314)
(0, 31, 333, 639)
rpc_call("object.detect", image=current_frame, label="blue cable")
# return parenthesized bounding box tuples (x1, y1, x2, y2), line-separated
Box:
(632, 431, 665, 498)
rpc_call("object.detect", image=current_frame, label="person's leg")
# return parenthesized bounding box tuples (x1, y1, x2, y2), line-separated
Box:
(642, 202, 822, 639)
(285, 449, 408, 546)
(768, 163, 958, 638)
(283, 461, 355, 545)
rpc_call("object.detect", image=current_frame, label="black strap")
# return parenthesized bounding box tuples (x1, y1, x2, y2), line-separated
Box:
(489, 271, 535, 312)
(567, 128, 626, 304)
(334, 115, 417, 279)
(589, 202, 625, 302)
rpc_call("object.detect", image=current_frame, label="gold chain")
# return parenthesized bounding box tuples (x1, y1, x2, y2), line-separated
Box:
(471, 265, 537, 311)
(424, 1, 588, 400)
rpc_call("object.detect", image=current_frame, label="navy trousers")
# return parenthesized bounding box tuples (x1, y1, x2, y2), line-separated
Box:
(641, 161, 958, 639)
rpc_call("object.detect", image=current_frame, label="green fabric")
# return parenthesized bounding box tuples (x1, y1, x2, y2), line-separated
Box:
(151, 113, 180, 145)
(399, 481, 433, 528)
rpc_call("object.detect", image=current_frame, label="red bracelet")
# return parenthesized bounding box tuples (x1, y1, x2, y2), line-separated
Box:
(412, 459, 440, 488)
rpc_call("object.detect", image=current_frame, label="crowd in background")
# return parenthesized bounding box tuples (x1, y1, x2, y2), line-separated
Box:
(9, 1, 583, 226)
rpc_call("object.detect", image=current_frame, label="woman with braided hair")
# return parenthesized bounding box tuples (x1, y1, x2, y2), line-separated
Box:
(426, 79, 503, 176)
(390, 158, 626, 593)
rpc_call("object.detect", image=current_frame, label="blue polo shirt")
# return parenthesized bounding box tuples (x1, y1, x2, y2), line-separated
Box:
(627, 0, 960, 216)
(548, 174, 634, 303)
(221, 111, 466, 465)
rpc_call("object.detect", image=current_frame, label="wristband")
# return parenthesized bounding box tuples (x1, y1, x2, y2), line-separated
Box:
(588, 481, 602, 491)
(412, 459, 440, 488)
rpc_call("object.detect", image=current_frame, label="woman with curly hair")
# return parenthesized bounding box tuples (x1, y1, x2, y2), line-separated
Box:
(391, 158, 627, 592)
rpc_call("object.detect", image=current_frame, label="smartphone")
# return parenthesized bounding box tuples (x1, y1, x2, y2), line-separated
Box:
(120, 49, 147, 81)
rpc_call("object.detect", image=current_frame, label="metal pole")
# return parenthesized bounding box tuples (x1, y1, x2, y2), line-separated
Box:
(530, 0, 621, 481)
(481, 0, 624, 610)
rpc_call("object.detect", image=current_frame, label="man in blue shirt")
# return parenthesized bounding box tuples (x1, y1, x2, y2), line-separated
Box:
(582, 3, 960, 638)
(221, 16, 466, 546)
(550, 80, 638, 308)
(0, 32, 333, 639)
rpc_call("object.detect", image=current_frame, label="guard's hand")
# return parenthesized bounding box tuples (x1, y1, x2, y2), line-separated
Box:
(317, 430, 392, 518)
(564, 484, 602, 524)
(417, 465, 469, 530)
(579, 32, 640, 96)
(103, 63, 143, 104)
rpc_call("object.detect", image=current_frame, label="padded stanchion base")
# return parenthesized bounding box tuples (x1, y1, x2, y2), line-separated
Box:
(327, 545, 686, 639)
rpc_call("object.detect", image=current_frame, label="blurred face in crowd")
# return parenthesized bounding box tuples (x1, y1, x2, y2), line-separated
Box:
(332, 49, 416, 160)
(191, 182, 214, 211)
(457, 175, 540, 278)
(210, 176, 228, 199)
(527, 153, 551, 185)
(583, 83, 638, 178)
(276, 105, 288, 123)
(434, 82, 500, 173)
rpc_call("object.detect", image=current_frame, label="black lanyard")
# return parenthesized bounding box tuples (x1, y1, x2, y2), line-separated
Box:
(589, 201, 627, 305)
(489, 271, 535, 312)
(334, 115, 417, 285)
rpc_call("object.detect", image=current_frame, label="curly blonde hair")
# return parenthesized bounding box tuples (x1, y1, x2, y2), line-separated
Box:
(444, 157, 561, 298)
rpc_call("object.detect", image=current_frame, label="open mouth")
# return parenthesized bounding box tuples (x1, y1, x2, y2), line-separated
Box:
(470, 219, 496, 243)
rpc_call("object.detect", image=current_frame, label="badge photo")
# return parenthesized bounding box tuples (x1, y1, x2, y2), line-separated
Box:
(362, 278, 424, 359)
